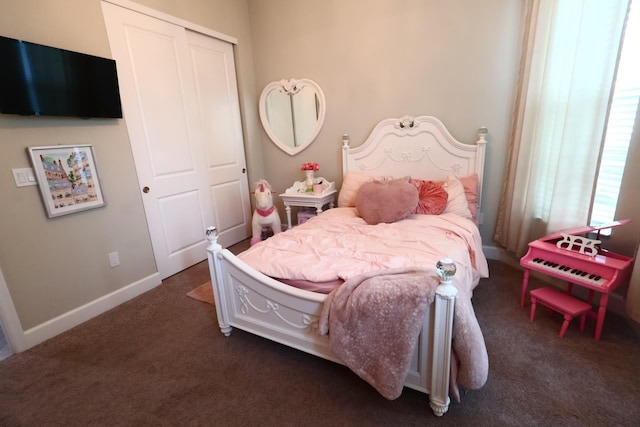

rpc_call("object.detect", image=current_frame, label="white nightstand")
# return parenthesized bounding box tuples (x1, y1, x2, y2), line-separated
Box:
(279, 179, 337, 229)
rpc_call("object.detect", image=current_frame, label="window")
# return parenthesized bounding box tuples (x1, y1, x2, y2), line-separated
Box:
(590, 1, 640, 228)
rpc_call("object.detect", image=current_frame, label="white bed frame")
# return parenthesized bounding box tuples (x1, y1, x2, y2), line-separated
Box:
(206, 115, 487, 416)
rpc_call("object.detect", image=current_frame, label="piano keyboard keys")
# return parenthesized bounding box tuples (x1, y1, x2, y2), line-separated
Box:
(527, 257, 606, 286)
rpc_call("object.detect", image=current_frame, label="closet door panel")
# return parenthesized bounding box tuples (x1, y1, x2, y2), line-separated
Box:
(187, 30, 251, 246)
(102, 2, 249, 278)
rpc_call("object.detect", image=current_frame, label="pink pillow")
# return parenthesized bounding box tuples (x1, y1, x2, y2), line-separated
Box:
(441, 175, 473, 219)
(338, 172, 373, 207)
(355, 180, 418, 225)
(458, 174, 478, 219)
(411, 179, 448, 215)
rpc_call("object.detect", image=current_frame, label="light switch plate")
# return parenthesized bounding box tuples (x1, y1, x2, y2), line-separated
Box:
(12, 168, 37, 187)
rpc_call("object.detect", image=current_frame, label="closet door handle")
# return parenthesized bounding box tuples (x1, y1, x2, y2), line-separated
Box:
(142, 186, 150, 193)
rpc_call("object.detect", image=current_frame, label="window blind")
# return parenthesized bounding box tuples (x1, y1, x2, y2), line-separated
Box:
(591, 1, 640, 227)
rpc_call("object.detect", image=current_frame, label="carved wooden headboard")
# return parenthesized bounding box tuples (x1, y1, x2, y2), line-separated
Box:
(342, 115, 488, 219)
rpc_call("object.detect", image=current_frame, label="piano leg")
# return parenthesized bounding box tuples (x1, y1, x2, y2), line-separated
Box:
(594, 293, 609, 341)
(520, 269, 530, 308)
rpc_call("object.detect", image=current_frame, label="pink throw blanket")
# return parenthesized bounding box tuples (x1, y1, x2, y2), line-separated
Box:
(319, 267, 488, 401)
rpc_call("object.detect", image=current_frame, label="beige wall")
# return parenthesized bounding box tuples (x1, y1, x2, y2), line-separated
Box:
(0, 0, 156, 331)
(0, 0, 259, 336)
(14, 0, 635, 345)
(2, 0, 636, 348)
(248, 0, 525, 245)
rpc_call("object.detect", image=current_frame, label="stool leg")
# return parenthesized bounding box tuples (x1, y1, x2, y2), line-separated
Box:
(559, 315, 572, 338)
(579, 314, 586, 331)
(529, 298, 537, 321)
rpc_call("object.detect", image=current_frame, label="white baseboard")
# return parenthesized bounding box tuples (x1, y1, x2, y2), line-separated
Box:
(13, 273, 162, 352)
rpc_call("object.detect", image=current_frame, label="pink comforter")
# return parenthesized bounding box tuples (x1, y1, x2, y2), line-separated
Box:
(238, 207, 490, 400)
(238, 207, 488, 293)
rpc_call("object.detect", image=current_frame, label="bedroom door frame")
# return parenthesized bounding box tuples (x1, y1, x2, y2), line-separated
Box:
(0, 265, 21, 353)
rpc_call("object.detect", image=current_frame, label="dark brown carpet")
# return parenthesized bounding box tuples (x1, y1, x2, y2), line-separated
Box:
(1, 244, 639, 426)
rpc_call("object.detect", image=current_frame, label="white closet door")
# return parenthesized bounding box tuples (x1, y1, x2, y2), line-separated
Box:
(102, 2, 250, 279)
(185, 30, 251, 248)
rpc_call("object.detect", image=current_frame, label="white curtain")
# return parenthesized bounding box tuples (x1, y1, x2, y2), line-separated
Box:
(494, 0, 629, 256)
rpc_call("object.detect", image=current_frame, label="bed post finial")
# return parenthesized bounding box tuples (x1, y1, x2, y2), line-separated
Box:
(435, 258, 457, 301)
(342, 134, 351, 177)
(206, 226, 221, 251)
(477, 127, 488, 144)
(436, 258, 456, 280)
(342, 134, 350, 148)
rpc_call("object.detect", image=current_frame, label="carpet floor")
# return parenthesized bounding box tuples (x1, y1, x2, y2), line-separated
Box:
(1, 246, 639, 426)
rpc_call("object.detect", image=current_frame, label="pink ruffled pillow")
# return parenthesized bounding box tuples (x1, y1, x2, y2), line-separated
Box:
(355, 180, 418, 225)
(410, 179, 448, 215)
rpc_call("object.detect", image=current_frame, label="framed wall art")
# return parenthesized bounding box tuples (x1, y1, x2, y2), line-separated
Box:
(28, 144, 106, 218)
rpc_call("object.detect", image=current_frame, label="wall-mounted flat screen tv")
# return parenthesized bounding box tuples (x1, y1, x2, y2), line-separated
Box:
(0, 36, 123, 118)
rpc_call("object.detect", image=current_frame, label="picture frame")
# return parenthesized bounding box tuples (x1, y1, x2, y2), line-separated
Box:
(28, 144, 106, 218)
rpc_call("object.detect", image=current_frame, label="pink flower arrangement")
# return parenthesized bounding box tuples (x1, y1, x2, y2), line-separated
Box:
(300, 162, 320, 172)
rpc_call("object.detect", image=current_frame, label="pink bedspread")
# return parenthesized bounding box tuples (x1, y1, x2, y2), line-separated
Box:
(238, 208, 488, 293)
(238, 207, 490, 400)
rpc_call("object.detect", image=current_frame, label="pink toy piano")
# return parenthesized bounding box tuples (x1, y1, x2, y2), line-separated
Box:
(520, 220, 634, 340)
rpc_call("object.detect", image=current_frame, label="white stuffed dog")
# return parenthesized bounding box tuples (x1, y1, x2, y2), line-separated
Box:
(251, 179, 282, 245)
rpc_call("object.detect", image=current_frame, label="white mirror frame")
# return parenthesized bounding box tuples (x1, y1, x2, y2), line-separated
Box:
(259, 78, 326, 156)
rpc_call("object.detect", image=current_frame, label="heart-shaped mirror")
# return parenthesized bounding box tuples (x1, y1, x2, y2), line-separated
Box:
(259, 78, 326, 156)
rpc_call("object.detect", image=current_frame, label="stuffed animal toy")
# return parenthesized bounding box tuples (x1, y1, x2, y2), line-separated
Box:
(251, 179, 282, 245)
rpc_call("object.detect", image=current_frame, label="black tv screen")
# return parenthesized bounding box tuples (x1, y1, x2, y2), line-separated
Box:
(0, 36, 123, 118)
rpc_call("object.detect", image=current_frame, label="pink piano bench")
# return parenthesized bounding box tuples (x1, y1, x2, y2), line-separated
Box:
(529, 287, 591, 338)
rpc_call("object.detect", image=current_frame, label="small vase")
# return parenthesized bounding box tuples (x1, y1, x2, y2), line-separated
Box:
(304, 170, 315, 189)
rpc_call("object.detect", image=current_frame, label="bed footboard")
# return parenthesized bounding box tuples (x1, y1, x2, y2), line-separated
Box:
(205, 227, 456, 416)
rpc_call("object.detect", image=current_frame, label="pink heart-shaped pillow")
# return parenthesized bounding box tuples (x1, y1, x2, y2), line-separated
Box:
(355, 180, 418, 225)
